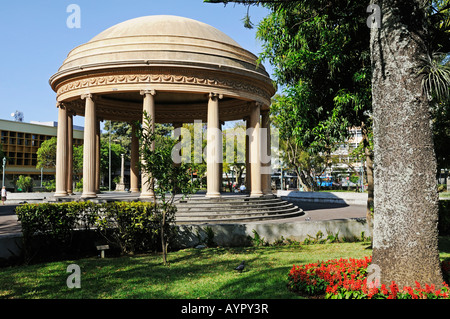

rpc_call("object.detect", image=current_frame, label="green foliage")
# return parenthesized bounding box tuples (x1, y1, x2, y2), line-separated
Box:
(15, 202, 96, 262)
(36, 137, 57, 169)
(99, 141, 126, 179)
(15, 201, 178, 263)
(95, 201, 177, 254)
(250, 229, 268, 247)
(138, 114, 197, 202)
(196, 226, 217, 247)
(257, 1, 372, 152)
(16, 175, 33, 192)
(42, 179, 56, 192)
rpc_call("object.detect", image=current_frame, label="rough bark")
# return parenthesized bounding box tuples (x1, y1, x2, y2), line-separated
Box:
(361, 121, 374, 241)
(370, 0, 443, 287)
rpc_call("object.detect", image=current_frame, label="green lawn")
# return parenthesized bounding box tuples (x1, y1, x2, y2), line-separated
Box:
(1, 238, 449, 299)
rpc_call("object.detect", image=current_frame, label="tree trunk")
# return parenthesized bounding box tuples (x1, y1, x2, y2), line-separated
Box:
(361, 121, 374, 242)
(297, 168, 313, 192)
(370, 0, 443, 287)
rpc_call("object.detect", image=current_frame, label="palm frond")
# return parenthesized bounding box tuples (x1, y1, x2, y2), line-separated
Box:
(420, 52, 450, 102)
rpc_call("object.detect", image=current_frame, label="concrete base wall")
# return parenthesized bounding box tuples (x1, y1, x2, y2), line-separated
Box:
(177, 218, 370, 248)
(0, 219, 369, 260)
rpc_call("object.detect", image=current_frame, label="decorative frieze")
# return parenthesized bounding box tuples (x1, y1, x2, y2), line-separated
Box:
(56, 69, 272, 103)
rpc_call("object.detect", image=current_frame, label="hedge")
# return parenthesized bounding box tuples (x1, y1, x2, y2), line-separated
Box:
(15, 201, 177, 263)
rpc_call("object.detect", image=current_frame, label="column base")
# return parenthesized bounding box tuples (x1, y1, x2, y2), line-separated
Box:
(206, 192, 221, 198)
(130, 188, 140, 193)
(81, 192, 97, 199)
(54, 191, 68, 197)
(115, 183, 126, 191)
(140, 191, 155, 199)
(250, 191, 263, 197)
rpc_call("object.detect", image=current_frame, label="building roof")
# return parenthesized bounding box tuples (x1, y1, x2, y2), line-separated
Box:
(49, 15, 276, 122)
(54, 15, 267, 79)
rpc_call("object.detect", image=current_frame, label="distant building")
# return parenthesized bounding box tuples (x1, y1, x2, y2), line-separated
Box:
(0, 119, 83, 190)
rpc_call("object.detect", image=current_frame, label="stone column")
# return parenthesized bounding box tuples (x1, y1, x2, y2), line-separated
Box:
(130, 123, 140, 193)
(81, 93, 97, 198)
(250, 102, 263, 197)
(66, 113, 74, 194)
(219, 121, 224, 192)
(206, 92, 222, 198)
(54, 102, 68, 197)
(140, 89, 156, 199)
(95, 119, 101, 193)
(261, 110, 272, 195)
(245, 116, 251, 192)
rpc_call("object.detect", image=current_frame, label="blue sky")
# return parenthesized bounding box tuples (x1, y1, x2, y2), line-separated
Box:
(0, 0, 271, 128)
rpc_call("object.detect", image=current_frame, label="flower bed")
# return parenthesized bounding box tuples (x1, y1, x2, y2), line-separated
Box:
(288, 256, 450, 299)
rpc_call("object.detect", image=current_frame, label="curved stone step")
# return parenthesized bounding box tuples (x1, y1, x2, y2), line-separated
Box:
(175, 208, 304, 225)
(176, 204, 299, 217)
(176, 202, 295, 213)
(174, 195, 304, 225)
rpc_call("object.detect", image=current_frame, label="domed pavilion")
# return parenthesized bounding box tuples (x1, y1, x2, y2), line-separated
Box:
(49, 15, 276, 199)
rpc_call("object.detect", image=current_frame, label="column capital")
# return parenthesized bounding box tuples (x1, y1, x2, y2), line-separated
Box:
(140, 89, 156, 96)
(254, 101, 263, 108)
(81, 93, 93, 100)
(56, 102, 66, 109)
(209, 92, 223, 100)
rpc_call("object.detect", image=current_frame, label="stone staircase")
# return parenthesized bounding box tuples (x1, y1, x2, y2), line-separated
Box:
(174, 194, 303, 225)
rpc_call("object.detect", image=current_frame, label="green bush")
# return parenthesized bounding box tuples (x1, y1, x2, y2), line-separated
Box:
(16, 175, 33, 192)
(42, 179, 56, 192)
(95, 201, 177, 254)
(15, 201, 177, 263)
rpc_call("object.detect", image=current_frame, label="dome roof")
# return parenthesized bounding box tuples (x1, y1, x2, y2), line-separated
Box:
(55, 15, 266, 77)
(50, 15, 275, 112)
(90, 15, 241, 47)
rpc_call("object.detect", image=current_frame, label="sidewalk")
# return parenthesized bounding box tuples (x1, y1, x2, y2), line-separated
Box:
(278, 190, 368, 206)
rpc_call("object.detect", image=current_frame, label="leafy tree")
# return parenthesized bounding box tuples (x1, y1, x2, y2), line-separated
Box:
(73, 145, 84, 176)
(137, 113, 196, 265)
(36, 137, 57, 169)
(99, 141, 126, 185)
(207, 0, 450, 287)
(223, 121, 246, 189)
(16, 175, 33, 192)
(256, 1, 373, 203)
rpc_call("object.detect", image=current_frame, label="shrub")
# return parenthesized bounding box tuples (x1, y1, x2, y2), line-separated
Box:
(288, 257, 450, 299)
(16, 175, 33, 192)
(95, 201, 177, 254)
(15, 202, 99, 262)
(15, 201, 177, 263)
